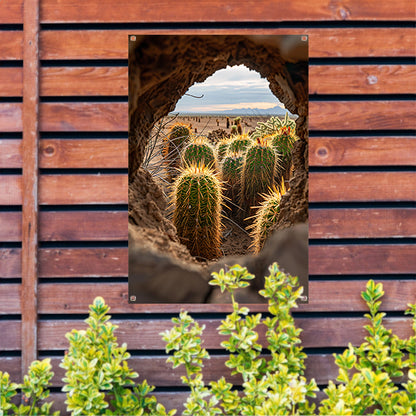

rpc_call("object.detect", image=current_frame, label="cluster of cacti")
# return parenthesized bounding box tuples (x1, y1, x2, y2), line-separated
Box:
(247, 183, 286, 253)
(172, 164, 223, 259)
(228, 134, 252, 153)
(162, 122, 192, 181)
(239, 138, 278, 218)
(182, 137, 217, 170)
(216, 137, 232, 162)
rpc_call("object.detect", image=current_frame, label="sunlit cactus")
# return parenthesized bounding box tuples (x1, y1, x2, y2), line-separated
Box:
(228, 134, 252, 154)
(182, 137, 217, 170)
(173, 164, 223, 259)
(221, 151, 244, 210)
(250, 112, 296, 141)
(216, 137, 232, 162)
(162, 122, 192, 181)
(240, 138, 277, 219)
(247, 182, 287, 253)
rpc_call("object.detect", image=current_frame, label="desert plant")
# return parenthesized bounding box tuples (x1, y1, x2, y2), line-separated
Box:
(60, 297, 173, 416)
(228, 134, 252, 154)
(173, 164, 223, 259)
(240, 138, 278, 219)
(216, 137, 231, 162)
(230, 125, 238, 136)
(162, 123, 192, 181)
(182, 137, 217, 170)
(251, 112, 296, 141)
(247, 182, 287, 253)
(0, 359, 58, 416)
(319, 281, 416, 416)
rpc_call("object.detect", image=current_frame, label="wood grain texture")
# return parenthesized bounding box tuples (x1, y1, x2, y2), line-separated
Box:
(0, 31, 23, 60)
(310, 244, 416, 275)
(0, 284, 21, 314)
(0, 0, 23, 24)
(0, 139, 22, 168)
(37, 65, 416, 96)
(0, 176, 21, 205)
(0, 321, 20, 350)
(310, 65, 416, 95)
(0, 212, 22, 241)
(36, 317, 413, 351)
(37, 280, 416, 314)
(309, 101, 416, 130)
(309, 172, 416, 202)
(309, 208, 416, 238)
(0, 68, 22, 96)
(39, 28, 416, 60)
(39, 0, 415, 23)
(39, 139, 127, 168)
(309, 137, 416, 166)
(0, 103, 22, 132)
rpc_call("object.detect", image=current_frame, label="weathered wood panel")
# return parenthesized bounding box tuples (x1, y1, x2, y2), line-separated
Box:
(0, 103, 22, 132)
(0, 139, 21, 168)
(310, 137, 416, 166)
(0, 284, 20, 314)
(0, 0, 23, 24)
(0, 321, 20, 350)
(39, 0, 415, 23)
(39, 28, 416, 60)
(37, 280, 416, 314)
(309, 208, 416, 238)
(0, 68, 22, 97)
(0, 31, 23, 60)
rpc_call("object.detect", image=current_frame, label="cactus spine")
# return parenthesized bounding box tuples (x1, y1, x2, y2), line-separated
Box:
(216, 138, 231, 162)
(228, 134, 252, 154)
(173, 164, 222, 259)
(221, 151, 244, 210)
(248, 183, 286, 253)
(240, 138, 277, 218)
(162, 123, 191, 181)
(182, 137, 217, 170)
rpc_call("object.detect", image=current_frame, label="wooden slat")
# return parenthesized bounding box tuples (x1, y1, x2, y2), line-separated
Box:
(309, 172, 416, 202)
(309, 101, 415, 130)
(39, 29, 416, 60)
(37, 65, 416, 96)
(39, 0, 414, 23)
(0, 212, 21, 241)
(0, 176, 21, 205)
(38, 102, 415, 132)
(0, 103, 22, 132)
(0, 139, 21, 168)
(0, 249, 21, 278)
(0, 284, 21, 314)
(309, 208, 416, 238)
(36, 317, 413, 351)
(0, 31, 23, 60)
(39, 139, 127, 168)
(310, 137, 416, 166)
(37, 280, 416, 314)
(0, 321, 21, 350)
(0, 0, 23, 24)
(310, 244, 416, 275)
(310, 65, 416, 95)
(40, 67, 127, 96)
(0, 68, 22, 97)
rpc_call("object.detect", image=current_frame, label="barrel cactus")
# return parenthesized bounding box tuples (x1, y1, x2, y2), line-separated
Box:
(173, 164, 222, 259)
(221, 151, 245, 212)
(216, 138, 231, 162)
(162, 123, 192, 181)
(182, 137, 217, 170)
(240, 138, 277, 219)
(248, 183, 286, 253)
(228, 134, 252, 154)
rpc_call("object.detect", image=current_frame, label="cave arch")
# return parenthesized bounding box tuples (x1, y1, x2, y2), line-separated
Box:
(129, 34, 308, 232)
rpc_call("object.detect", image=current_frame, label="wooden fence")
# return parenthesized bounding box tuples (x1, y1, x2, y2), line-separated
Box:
(0, 0, 415, 413)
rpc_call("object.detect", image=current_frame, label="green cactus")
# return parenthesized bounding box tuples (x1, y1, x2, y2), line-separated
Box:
(162, 122, 192, 181)
(247, 183, 287, 253)
(240, 138, 277, 219)
(230, 125, 238, 136)
(173, 164, 223, 259)
(221, 151, 245, 211)
(216, 137, 231, 162)
(228, 134, 252, 154)
(182, 137, 217, 170)
(250, 112, 296, 141)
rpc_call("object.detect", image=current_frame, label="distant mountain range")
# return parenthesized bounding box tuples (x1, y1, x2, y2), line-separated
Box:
(172, 105, 290, 116)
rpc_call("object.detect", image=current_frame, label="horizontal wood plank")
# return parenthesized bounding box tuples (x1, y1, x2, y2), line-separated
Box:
(36, 317, 413, 351)
(309, 101, 415, 130)
(0, 284, 20, 314)
(309, 172, 416, 202)
(0, 175, 21, 205)
(0, 31, 23, 60)
(37, 102, 415, 132)
(310, 65, 416, 95)
(0, 139, 21, 168)
(309, 244, 416, 275)
(39, 29, 416, 60)
(309, 137, 416, 166)
(0, 68, 22, 96)
(0, 103, 22, 132)
(0, 212, 21, 241)
(0, 321, 20, 350)
(309, 208, 416, 238)
(0, 0, 23, 24)
(39, 0, 415, 23)
(37, 280, 416, 314)
(33, 65, 416, 96)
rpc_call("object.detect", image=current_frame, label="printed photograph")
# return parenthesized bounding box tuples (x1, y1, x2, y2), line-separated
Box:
(128, 35, 309, 303)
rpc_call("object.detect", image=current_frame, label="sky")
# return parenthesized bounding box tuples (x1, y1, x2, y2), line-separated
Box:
(173, 65, 286, 114)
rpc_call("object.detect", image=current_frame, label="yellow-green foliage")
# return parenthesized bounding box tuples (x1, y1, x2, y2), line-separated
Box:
(173, 164, 223, 259)
(248, 184, 286, 253)
(162, 123, 192, 181)
(182, 137, 217, 170)
(240, 138, 277, 218)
